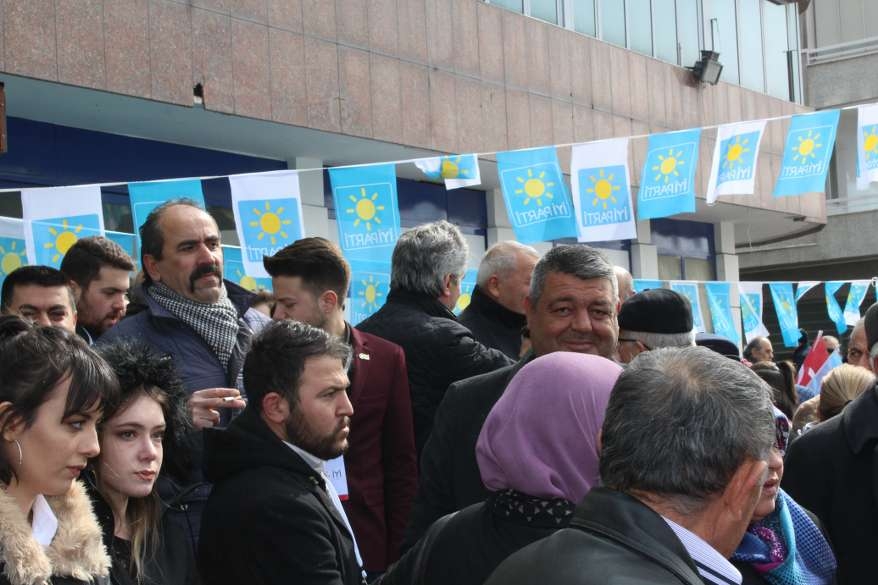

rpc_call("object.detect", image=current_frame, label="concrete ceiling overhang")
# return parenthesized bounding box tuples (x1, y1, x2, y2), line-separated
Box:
(2, 74, 821, 246)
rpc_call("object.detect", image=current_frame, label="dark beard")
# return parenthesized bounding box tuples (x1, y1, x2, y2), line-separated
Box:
(284, 405, 348, 461)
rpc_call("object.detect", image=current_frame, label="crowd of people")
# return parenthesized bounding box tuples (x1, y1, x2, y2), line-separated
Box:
(0, 198, 872, 585)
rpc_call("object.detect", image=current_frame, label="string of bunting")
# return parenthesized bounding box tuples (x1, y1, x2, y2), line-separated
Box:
(0, 102, 876, 340)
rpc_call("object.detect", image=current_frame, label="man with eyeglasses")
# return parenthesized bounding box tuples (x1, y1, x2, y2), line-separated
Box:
(617, 288, 695, 364)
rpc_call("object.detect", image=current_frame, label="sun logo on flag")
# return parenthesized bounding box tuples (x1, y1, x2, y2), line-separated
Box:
(248, 201, 293, 246)
(652, 149, 685, 184)
(586, 169, 620, 210)
(440, 156, 472, 180)
(233, 267, 259, 293)
(514, 168, 555, 207)
(722, 135, 751, 170)
(346, 187, 385, 231)
(358, 275, 384, 311)
(864, 126, 878, 161)
(43, 219, 85, 263)
(0, 240, 26, 275)
(791, 129, 822, 164)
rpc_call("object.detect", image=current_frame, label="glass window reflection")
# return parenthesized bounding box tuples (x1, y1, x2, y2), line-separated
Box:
(763, 2, 790, 100)
(491, 0, 524, 11)
(653, 0, 678, 64)
(600, 0, 627, 47)
(531, 0, 559, 24)
(628, 0, 653, 56)
(737, 0, 765, 92)
(572, 0, 597, 36)
(676, 0, 700, 68)
(707, 0, 740, 84)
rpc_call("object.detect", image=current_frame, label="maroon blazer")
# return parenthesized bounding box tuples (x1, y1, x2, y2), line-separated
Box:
(342, 325, 418, 572)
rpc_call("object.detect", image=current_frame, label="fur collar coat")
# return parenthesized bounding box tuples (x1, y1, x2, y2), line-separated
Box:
(0, 481, 110, 585)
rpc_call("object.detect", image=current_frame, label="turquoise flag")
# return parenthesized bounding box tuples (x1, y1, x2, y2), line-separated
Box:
(633, 279, 663, 293)
(222, 245, 272, 293)
(669, 281, 705, 332)
(0, 217, 26, 292)
(769, 282, 799, 348)
(128, 179, 206, 254)
(704, 281, 739, 347)
(824, 281, 846, 335)
(349, 260, 391, 325)
(105, 230, 139, 271)
(330, 164, 401, 264)
(637, 128, 701, 220)
(496, 147, 577, 243)
(844, 280, 870, 326)
(454, 268, 478, 315)
(774, 110, 840, 197)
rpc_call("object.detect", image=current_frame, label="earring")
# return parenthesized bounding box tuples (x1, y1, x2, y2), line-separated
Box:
(12, 440, 21, 466)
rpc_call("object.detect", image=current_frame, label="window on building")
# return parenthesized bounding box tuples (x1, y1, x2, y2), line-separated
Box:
(737, 0, 765, 92)
(571, 0, 597, 36)
(706, 0, 739, 85)
(627, 0, 653, 55)
(676, 0, 701, 68)
(531, 0, 560, 23)
(600, 0, 627, 47)
(762, 2, 790, 100)
(652, 0, 678, 63)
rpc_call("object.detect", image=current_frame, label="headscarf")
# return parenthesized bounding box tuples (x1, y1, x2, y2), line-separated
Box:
(475, 352, 622, 502)
(732, 409, 836, 585)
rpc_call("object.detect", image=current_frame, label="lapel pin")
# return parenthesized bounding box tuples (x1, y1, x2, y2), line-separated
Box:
(358, 353, 370, 360)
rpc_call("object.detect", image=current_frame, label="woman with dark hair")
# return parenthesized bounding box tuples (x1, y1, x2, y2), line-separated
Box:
(0, 315, 117, 585)
(732, 409, 836, 584)
(752, 361, 799, 419)
(87, 340, 197, 585)
(377, 352, 622, 585)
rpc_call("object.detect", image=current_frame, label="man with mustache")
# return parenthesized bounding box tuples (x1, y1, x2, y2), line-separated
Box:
(60, 236, 134, 343)
(100, 199, 270, 549)
(200, 321, 365, 585)
(403, 244, 620, 548)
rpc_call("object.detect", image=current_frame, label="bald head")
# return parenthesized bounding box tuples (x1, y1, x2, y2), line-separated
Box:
(476, 241, 540, 315)
(614, 266, 634, 302)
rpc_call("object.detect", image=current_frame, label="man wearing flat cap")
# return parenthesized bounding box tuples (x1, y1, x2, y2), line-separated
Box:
(783, 301, 878, 584)
(617, 288, 695, 364)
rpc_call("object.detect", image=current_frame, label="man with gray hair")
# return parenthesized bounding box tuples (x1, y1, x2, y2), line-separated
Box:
(403, 244, 620, 549)
(487, 346, 776, 585)
(459, 241, 540, 358)
(617, 288, 695, 363)
(358, 220, 513, 456)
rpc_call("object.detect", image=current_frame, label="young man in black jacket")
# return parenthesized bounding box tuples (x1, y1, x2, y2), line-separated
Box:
(199, 321, 365, 585)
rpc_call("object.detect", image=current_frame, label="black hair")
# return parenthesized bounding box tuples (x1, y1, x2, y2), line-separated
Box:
(0, 315, 118, 483)
(0, 265, 75, 311)
(243, 320, 351, 412)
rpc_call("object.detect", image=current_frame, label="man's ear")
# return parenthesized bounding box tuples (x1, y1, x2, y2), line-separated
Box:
(721, 458, 767, 522)
(485, 274, 501, 299)
(319, 290, 339, 314)
(261, 392, 291, 426)
(69, 281, 83, 304)
(143, 255, 161, 283)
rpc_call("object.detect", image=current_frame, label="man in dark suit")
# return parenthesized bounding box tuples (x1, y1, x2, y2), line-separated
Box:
(782, 301, 878, 585)
(403, 244, 621, 549)
(263, 238, 417, 576)
(200, 321, 365, 585)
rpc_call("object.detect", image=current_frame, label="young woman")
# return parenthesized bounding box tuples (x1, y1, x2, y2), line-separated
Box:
(0, 315, 117, 585)
(87, 341, 197, 585)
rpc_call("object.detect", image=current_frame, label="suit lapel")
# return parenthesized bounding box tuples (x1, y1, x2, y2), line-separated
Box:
(348, 327, 370, 405)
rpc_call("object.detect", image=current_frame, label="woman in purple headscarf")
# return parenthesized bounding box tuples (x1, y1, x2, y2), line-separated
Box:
(376, 352, 622, 585)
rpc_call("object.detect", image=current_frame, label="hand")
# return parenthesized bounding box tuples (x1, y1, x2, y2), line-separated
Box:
(189, 388, 246, 429)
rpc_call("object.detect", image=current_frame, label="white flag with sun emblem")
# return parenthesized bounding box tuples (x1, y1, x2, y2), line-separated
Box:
(21, 185, 105, 268)
(414, 154, 482, 190)
(229, 170, 305, 279)
(706, 120, 766, 205)
(570, 138, 636, 243)
(856, 104, 878, 190)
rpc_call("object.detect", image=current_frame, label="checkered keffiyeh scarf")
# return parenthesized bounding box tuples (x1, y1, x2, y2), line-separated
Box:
(148, 282, 240, 369)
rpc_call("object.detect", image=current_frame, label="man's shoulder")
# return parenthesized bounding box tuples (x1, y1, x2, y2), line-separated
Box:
(351, 326, 404, 357)
(99, 310, 158, 342)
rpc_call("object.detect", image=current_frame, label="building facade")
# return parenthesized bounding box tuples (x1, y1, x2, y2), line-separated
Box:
(0, 0, 818, 333)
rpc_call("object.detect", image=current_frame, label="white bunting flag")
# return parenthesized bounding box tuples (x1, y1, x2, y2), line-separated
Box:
(706, 120, 767, 205)
(414, 154, 482, 190)
(21, 185, 105, 268)
(570, 138, 637, 242)
(857, 104, 878, 190)
(229, 170, 306, 279)
(795, 281, 821, 302)
(739, 281, 769, 343)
